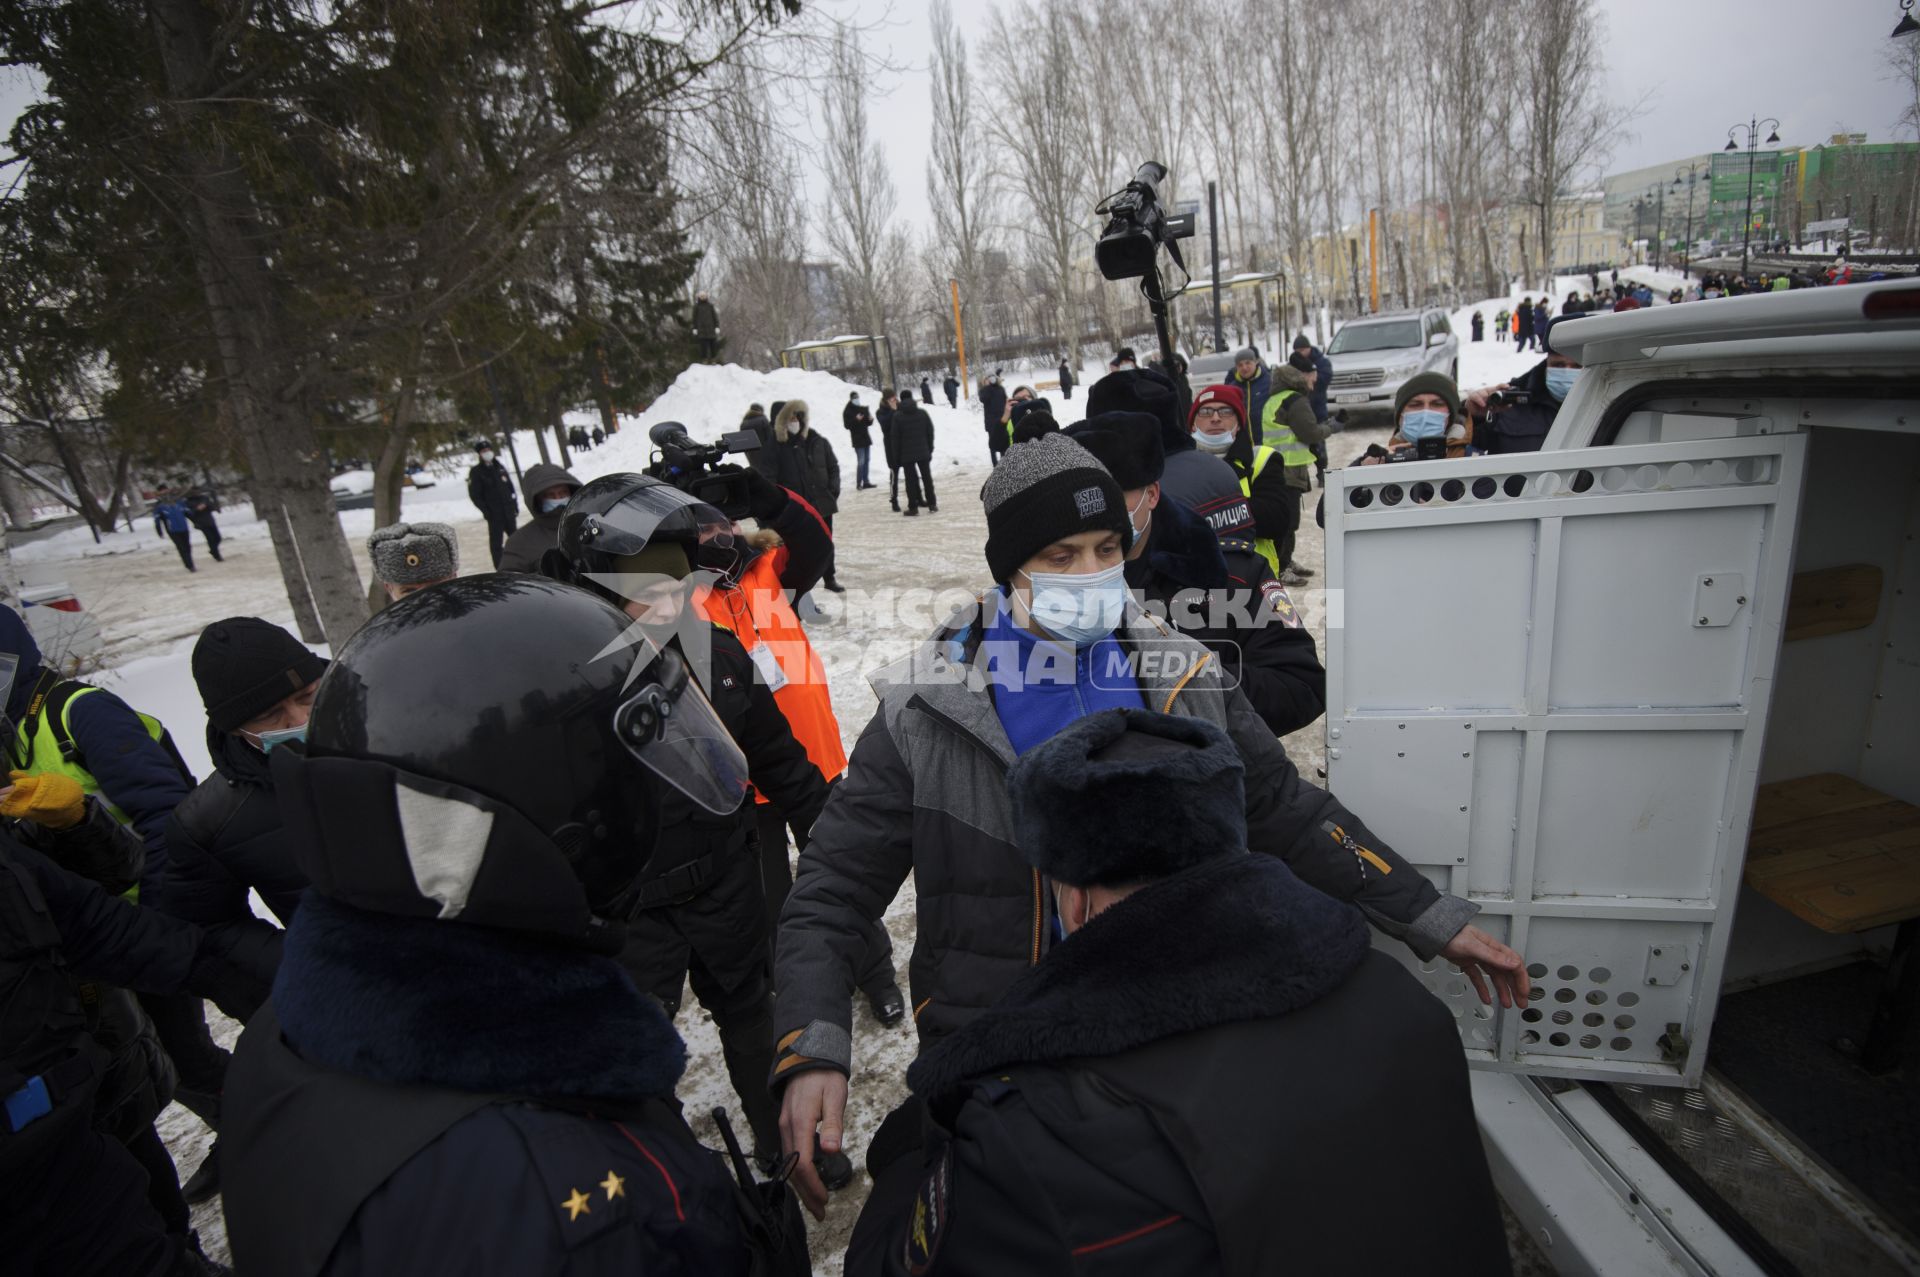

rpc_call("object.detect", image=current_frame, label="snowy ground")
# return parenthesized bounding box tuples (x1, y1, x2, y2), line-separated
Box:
(31, 273, 1635, 1270)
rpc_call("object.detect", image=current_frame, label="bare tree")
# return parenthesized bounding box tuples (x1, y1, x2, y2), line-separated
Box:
(984, 1, 1087, 367)
(1516, 0, 1634, 290)
(926, 0, 994, 373)
(1887, 33, 1920, 249)
(821, 24, 897, 346)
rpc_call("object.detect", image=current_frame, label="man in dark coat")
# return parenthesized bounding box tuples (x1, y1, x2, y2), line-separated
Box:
(220, 579, 802, 1277)
(159, 618, 326, 1201)
(876, 390, 903, 511)
(1056, 357, 1074, 400)
(498, 463, 581, 573)
(773, 401, 843, 592)
(1066, 412, 1326, 736)
(690, 290, 721, 361)
(842, 393, 875, 490)
(846, 710, 1510, 1275)
(2, 835, 279, 1277)
(891, 395, 936, 516)
(918, 377, 933, 405)
(1515, 296, 1537, 352)
(465, 442, 519, 568)
(978, 374, 1008, 466)
(183, 491, 223, 562)
(942, 373, 959, 409)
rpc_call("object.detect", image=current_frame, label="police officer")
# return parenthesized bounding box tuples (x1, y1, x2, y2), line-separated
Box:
(2, 832, 278, 1276)
(466, 440, 520, 568)
(550, 474, 832, 1163)
(846, 710, 1510, 1275)
(221, 576, 804, 1275)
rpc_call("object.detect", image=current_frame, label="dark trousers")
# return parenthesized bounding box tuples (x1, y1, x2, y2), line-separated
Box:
(986, 431, 1007, 466)
(1060, 383, 1073, 400)
(855, 446, 871, 488)
(166, 531, 194, 572)
(649, 953, 780, 1156)
(125, 1122, 190, 1239)
(697, 336, 720, 361)
(945, 391, 957, 408)
(1, 1109, 187, 1276)
(756, 802, 895, 996)
(1516, 330, 1534, 352)
(903, 461, 934, 511)
(139, 992, 229, 1099)
(1277, 485, 1304, 568)
(888, 465, 903, 508)
(190, 522, 222, 560)
(822, 512, 837, 583)
(485, 516, 515, 568)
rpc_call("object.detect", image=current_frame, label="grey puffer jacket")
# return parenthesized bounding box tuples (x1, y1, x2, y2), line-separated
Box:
(770, 603, 1475, 1080)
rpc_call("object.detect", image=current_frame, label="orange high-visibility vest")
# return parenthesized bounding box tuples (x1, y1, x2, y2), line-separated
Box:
(695, 549, 847, 798)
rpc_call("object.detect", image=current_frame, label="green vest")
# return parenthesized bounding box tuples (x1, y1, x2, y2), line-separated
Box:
(9, 680, 170, 830)
(1239, 446, 1283, 576)
(1260, 391, 1317, 469)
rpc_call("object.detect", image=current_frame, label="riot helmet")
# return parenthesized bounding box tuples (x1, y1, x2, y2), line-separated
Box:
(554, 473, 743, 592)
(273, 575, 751, 952)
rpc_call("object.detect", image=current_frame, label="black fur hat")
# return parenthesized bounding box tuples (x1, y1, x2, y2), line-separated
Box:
(1086, 367, 1188, 455)
(1008, 709, 1247, 887)
(1063, 411, 1165, 490)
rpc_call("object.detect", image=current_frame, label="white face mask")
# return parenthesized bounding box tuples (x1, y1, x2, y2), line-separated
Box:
(1127, 490, 1152, 540)
(1195, 429, 1234, 454)
(478, 450, 494, 463)
(1023, 562, 1129, 646)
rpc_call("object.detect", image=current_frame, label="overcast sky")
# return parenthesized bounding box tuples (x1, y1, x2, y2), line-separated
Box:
(4, 0, 1911, 245)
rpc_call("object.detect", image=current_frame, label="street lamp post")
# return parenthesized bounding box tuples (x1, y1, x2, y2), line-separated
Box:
(1725, 116, 1782, 278)
(1671, 163, 1703, 279)
(1650, 183, 1667, 272)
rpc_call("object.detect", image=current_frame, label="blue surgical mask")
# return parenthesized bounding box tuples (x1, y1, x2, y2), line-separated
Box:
(539, 496, 569, 515)
(1024, 562, 1129, 646)
(1544, 367, 1581, 401)
(1399, 409, 1448, 442)
(1195, 429, 1235, 454)
(252, 724, 308, 754)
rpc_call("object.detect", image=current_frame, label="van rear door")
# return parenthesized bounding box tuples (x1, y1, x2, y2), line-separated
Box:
(1325, 433, 1805, 1085)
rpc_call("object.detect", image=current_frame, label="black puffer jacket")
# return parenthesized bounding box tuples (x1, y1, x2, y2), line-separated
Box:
(498, 463, 582, 573)
(891, 401, 934, 464)
(1476, 359, 1563, 455)
(1125, 498, 1325, 736)
(846, 855, 1508, 1276)
(771, 605, 1473, 1079)
(163, 727, 309, 929)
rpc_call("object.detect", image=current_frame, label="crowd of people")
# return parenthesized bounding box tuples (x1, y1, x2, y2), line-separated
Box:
(6, 346, 1570, 1274)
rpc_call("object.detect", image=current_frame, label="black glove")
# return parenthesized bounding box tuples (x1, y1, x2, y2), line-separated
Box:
(191, 922, 284, 1023)
(737, 465, 789, 523)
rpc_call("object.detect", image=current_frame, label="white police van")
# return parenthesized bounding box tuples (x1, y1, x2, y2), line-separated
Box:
(1326, 281, 1920, 1275)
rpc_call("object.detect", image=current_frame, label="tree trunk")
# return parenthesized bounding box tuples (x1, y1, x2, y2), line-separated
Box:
(249, 483, 325, 642)
(42, 424, 111, 532)
(101, 448, 133, 525)
(0, 464, 30, 529)
(148, 0, 367, 645)
(549, 396, 571, 468)
(592, 346, 619, 438)
(367, 337, 424, 610)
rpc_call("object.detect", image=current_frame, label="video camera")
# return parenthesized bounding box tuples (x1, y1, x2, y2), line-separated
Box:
(1094, 162, 1195, 283)
(647, 421, 761, 519)
(1364, 436, 1447, 465)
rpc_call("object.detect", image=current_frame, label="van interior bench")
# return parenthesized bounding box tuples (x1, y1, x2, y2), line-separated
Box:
(1744, 773, 1920, 1074)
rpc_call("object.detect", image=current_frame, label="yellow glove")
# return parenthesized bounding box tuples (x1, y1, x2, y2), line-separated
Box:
(2, 770, 88, 830)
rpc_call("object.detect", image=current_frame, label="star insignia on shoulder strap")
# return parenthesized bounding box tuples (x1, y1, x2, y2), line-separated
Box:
(562, 1187, 592, 1221)
(601, 1170, 625, 1200)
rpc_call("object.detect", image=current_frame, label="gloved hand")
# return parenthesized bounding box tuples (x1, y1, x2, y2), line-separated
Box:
(2, 770, 88, 830)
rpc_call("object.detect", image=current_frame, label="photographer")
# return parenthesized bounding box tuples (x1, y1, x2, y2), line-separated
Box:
(1465, 352, 1584, 455)
(1360, 373, 1475, 466)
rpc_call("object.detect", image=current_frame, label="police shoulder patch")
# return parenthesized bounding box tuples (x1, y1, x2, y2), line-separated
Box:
(902, 1141, 953, 1275)
(1261, 580, 1302, 628)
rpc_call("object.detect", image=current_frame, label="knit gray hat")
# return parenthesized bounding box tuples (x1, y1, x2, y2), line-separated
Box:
(368, 522, 459, 586)
(980, 434, 1131, 583)
(1233, 346, 1259, 364)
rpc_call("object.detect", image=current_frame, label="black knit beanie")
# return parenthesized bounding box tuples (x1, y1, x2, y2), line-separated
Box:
(980, 434, 1131, 584)
(1008, 708, 1247, 887)
(193, 617, 330, 732)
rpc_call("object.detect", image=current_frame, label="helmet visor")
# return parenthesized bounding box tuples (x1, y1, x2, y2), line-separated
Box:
(574, 485, 732, 559)
(612, 646, 751, 816)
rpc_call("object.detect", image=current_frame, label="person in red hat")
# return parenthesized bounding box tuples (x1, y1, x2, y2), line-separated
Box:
(1185, 384, 1305, 585)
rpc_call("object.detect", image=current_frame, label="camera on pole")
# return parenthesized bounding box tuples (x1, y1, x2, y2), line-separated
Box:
(1094, 161, 1194, 372)
(646, 421, 761, 519)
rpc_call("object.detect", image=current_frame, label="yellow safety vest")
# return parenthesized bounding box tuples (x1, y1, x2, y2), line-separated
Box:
(1259, 391, 1317, 468)
(1239, 446, 1283, 576)
(9, 680, 172, 830)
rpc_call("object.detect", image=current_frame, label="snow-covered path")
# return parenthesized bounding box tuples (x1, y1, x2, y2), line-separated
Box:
(36, 277, 1610, 1270)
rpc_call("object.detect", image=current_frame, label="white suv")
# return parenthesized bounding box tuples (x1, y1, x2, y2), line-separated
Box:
(1323, 308, 1458, 409)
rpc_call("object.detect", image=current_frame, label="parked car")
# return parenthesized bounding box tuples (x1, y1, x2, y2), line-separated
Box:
(1322, 308, 1458, 410)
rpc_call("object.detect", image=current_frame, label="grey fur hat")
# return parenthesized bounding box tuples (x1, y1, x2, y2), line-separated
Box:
(1008, 709, 1247, 887)
(368, 521, 459, 586)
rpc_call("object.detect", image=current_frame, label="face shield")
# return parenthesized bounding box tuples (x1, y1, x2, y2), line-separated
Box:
(612, 645, 751, 816)
(572, 485, 741, 583)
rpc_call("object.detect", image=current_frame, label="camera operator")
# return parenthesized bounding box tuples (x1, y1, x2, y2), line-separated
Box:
(1360, 373, 1474, 467)
(1465, 351, 1584, 455)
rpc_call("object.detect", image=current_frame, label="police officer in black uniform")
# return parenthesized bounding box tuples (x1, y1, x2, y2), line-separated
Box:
(465, 441, 520, 567)
(1, 833, 278, 1277)
(221, 576, 806, 1276)
(847, 709, 1509, 1275)
(549, 474, 829, 1166)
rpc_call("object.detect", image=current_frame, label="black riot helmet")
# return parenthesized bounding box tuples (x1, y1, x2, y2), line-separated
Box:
(271, 575, 751, 952)
(552, 473, 743, 596)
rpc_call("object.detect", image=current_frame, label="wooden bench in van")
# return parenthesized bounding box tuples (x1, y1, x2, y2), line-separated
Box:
(1744, 773, 1920, 1073)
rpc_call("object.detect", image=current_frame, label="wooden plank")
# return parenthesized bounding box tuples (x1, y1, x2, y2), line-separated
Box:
(1783, 563, 1883, 642)
(1750, 773, 1889, 833)
(1744, 777, 1920, 934)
